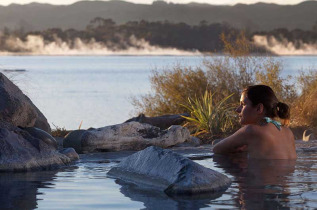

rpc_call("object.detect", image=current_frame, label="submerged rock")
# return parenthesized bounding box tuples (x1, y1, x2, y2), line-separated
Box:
(0, 73, 50, 132)
(0, 122, 78, 172)
(63, 122, 191, 153)
(108, 146, 231, 196)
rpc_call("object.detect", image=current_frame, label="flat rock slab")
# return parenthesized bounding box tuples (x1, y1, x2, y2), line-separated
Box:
(0, 123, 79, 172)
(108, 146, 231, 196)
(125, 113, 189, 129)
(64, 122, 191, 153)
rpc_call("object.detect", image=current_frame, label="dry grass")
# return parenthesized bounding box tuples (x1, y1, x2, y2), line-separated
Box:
(51, 124, 70, 137)
(132, 65, 209, 116)
(132, 31, 314, 135)
(291, 70, 317, 128)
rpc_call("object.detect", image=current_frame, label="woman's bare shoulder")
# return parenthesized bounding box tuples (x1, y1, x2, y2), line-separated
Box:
(239, 124, 262, 135)
(281, 126, 295, 139)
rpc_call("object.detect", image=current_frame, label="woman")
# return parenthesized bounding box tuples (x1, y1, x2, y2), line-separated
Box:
(213, 85, 297, 159)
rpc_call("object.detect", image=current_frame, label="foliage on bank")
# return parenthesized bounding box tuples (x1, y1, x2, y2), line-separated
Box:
(132, 32, 316, 138)
(181, 91, 236, 137)
(292, 71, 317, 128)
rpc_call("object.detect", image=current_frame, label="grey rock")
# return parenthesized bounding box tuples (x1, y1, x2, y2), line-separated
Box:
(59, 148, 80, 161)
(21, 127, 58, 149)
(0, 122, 78, 172)
(125, 113, 189, 130)
(189, 136, 201, 146)
(64, 122, 191, 153)
(174, 136, 201, 147)
(63, 130, 87, 153)
(0, 73, 50, 132)
(108, 146, 231, 195)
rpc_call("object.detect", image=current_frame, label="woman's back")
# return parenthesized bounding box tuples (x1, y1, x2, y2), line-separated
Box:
(247, 124, 296, 159)
(213, 85, 297, 160)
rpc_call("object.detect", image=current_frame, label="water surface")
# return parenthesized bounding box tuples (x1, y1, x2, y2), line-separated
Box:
(1, 148, 316, 209)
(0, 55, 316, 129)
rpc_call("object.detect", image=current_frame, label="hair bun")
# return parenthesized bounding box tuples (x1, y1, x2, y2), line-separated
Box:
(276, 102, 290, 119)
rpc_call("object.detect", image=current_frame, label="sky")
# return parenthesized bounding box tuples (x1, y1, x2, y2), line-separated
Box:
(0, 0, 310, 6)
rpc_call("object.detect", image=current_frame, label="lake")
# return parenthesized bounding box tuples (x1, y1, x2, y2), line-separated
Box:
(0, 55, 316, 209)
(1, 146, 316, 209)
(0, 55, 316, 130)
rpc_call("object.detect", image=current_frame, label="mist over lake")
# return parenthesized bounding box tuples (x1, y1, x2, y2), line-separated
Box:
(0, 55, 316, 130)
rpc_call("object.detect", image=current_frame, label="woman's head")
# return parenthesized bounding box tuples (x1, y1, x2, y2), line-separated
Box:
(236, 85, 290, 125)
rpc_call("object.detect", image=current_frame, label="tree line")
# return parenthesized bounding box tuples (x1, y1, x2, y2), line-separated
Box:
(0, 17, 316, 53)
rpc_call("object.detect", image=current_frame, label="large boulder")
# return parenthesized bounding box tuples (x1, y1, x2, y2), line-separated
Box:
(0, 121, 78, 172)
(108, 146, 231, 195)
(0, 73, 51, 132)
(63, 122, 191, 153)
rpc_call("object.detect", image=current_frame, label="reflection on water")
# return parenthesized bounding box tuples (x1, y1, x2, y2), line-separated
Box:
(213, 154, 296, 209)
(0, 151, 316, 209)
(211, 153, 317, 209)
(0, 171, 58, 209)
(114, 178, 223, 210)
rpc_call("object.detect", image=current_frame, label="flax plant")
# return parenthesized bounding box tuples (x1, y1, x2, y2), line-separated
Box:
(181, 91, 236, 136)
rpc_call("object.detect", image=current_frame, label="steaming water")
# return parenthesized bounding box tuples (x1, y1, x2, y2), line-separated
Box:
(0, 55, 316, 209)
(253, 35, 317, 55)
(0, 55, 316, 129)
(0, 149, 316, 209)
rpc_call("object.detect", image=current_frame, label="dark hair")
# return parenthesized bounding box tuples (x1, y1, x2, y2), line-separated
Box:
(243, 85, 290, 121)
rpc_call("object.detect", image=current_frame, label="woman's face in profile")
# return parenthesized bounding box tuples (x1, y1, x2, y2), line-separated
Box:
(236, 93, 259, 125)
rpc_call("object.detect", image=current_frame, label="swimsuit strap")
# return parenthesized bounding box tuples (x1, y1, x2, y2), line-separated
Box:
(263, 117, 281, 130)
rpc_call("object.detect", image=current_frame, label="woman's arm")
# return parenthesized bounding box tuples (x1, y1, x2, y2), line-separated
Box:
(213, 125, 255, 154)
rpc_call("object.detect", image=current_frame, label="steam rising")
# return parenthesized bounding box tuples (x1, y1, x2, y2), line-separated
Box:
(3, 34, 316, 56)
(253, 35, 317, 55)
(0, 35, 200, 56)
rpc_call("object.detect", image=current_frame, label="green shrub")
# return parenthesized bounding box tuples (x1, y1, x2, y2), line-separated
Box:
(181, 91, 237, 137)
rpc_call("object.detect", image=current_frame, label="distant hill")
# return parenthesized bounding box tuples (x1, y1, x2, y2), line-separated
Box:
(0, 0, 316, 32)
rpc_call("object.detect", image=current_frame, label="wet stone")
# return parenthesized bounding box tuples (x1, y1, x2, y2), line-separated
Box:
(108, 146, 231, 196)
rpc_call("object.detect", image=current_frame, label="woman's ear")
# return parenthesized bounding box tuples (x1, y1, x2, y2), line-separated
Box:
(256, 103, 265, 114)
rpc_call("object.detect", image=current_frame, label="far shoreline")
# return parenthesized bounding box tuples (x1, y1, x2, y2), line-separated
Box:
(1, 53, 317, 57)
